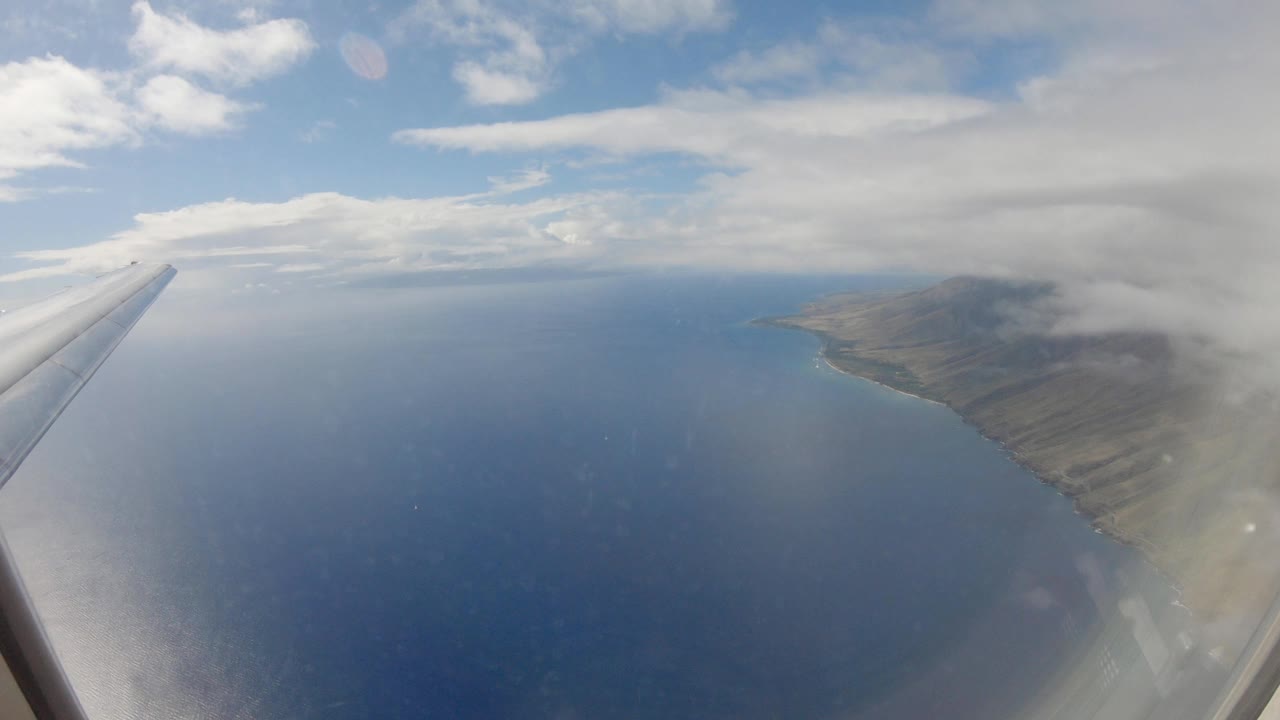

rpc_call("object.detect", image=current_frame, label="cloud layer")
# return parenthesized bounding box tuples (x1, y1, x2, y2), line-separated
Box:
(0, 2, 313, 198)
(1, 180, 617, 284)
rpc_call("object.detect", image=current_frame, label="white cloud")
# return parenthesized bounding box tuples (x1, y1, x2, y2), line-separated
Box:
(129, 1, 315, 86)
(395, 88, 992, 160)
(234, 6, 264, 24)
(713, 43, 821, 85)
(487, 167, 551, 193)
(390, 0, 731, 105)
(135, 75, 250, 134)
(0, 172, 621, 283)
(274, 263, 327, 273)
(59, 176, 567, 263)
(0, 184, 100, 203)
(569, 0, 731, 34)
(391, 0, 550, 105)
(0, 3, 313, 196)
(0, 56, 136, 182)
(452, 62, 542, 105)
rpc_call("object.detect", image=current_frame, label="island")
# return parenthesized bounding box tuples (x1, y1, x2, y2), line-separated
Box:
(759, 277, 1278, 629)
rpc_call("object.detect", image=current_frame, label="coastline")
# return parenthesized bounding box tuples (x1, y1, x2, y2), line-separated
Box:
(795, 321, 1191, 613)
(752, 278, 1280, 643)
(766, 318, 1165, 567)
(819, 352, 946, 407)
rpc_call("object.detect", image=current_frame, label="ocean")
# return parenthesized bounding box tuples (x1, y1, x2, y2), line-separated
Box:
(0, 273, 1170, 719)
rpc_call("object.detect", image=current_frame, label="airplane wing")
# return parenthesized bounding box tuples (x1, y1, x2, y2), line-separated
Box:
(0, 263, 175, 720)
(0, 263, 176, 489)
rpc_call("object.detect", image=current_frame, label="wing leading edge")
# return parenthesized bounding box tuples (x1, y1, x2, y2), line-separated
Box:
(0, 263, 176, 488)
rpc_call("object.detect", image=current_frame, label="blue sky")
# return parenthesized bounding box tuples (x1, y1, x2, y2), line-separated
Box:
(2, 0, 1280, 370)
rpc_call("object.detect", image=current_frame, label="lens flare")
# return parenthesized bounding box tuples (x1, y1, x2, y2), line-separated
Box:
(339, 33, 387, 80)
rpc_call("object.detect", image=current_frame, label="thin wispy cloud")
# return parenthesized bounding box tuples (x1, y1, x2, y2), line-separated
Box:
(395, 88, 991, 159)
(299, 119, 336, 143)
(388, 0, 732, 105)
(713, 19, 963, 90)
(486, 168, 551, 194)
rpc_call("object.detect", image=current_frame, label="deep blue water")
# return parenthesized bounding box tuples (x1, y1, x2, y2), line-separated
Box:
(1, 274, 1154, 719)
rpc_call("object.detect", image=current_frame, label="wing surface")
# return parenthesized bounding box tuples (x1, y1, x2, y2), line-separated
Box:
(0, 263, 176, 488)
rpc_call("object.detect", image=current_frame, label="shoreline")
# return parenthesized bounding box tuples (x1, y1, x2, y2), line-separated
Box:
(819, 353, 947, 406)
(770, 314, 1193, 615)
(770, 320, 1187, 592)
(810, 330, 1192, 614)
